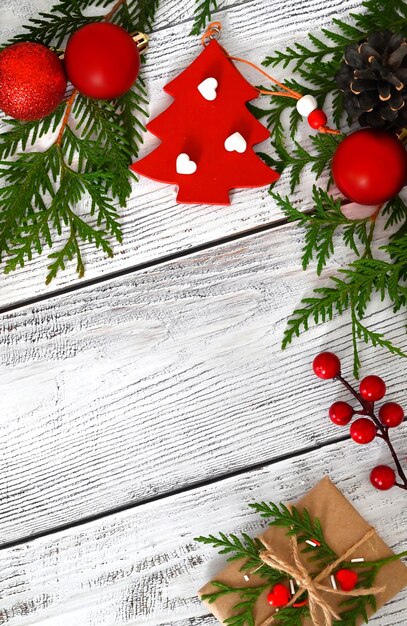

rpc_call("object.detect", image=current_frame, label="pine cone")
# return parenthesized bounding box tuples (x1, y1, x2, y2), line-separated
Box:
(336, 30, 407, 130)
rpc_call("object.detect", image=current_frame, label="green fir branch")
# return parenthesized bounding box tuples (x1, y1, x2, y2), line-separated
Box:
(0, 0, 158, 281)
(190, 0, 218, 36)
(272, 187, 369, 274)
(249, 503, 337, 566)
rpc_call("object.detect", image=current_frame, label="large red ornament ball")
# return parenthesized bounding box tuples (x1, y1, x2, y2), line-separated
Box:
(332, 129, 407, 205)
(0, 42, 66, 121)
(65, 23, 140, 99)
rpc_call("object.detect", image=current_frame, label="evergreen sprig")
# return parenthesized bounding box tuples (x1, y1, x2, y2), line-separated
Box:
(257, 0, 407, 374)
(249, 503, 337, 566)
(0, 0, 158, 281)
(190, 0, 218, 36)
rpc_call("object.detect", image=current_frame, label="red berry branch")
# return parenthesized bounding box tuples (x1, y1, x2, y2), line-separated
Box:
(313, 352, 407, 492)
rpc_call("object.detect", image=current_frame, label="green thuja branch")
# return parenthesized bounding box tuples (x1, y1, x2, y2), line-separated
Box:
(190, 0, 218, 36)
(0, 0, 155, 281)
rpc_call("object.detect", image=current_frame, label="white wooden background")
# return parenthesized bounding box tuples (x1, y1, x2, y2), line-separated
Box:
(0, 1, 406, 625)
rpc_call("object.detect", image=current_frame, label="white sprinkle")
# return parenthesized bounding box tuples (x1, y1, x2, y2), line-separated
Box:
(243, 574, 250, 581)
(351, 557, 365, 563)
(275, 609, 279, 613)
(306, 539, 318, 547)
(330, 575, 338, 590)
(289, 579, 296, 595)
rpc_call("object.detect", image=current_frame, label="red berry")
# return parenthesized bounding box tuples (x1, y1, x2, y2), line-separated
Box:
(370, 465, 396, 490)
(336, 569, 358, 592)
(350, 418, 376, 444)
(332, 129, 407, 205)
(329, 401, 354, 426)
(308, 109, 328, 129)
(359, 375, 386, 402)
(379, 402, 404, 427)
(313, 352, 341, 379)
(65, 23, 140, 99)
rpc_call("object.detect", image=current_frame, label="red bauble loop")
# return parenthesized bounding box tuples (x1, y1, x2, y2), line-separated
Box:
(65, 23, 140, 99)
(329, 401, 354, 426)
(312, 352, 341, 379)
(350, 418, 376, 444)
(379, 402, 404, 427)
(359, 375, 386, 402)
(307, 108, 327, 129)
(332, 129, 407, 205)
(370, 465, 396, 490)
(0, 42, 66, 121)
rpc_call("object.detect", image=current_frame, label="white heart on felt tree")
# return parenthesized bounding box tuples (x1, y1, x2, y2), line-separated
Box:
(198, 77, 218, 101)
(176, 153, 197, 175)
(224, 132, 247, 153)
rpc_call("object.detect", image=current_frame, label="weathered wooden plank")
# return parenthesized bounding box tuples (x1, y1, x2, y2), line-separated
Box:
(0, 436, 406, 625)
(1, 219, 406, 544)
(0, 0, 362, 309)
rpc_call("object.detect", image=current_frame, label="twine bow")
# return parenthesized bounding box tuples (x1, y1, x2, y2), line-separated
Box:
(259, 528, 385, 626)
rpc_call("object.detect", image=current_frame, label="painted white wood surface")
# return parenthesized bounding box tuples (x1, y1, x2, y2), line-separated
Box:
(1, 221, 406, 544)
(0, 0, 362, 309)
(0, 436, 406, 625)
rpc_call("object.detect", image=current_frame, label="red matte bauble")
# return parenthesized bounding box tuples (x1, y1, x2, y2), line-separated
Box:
(0, 42, 66, 121)
(332, 129, 407, 205)
(370, 465, 396, 490)
(65, 23, 140, 99)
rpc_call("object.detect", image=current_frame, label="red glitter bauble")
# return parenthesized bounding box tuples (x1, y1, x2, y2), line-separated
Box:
(65, 23, 140, 99)
(0, 42, 67, 121)
(332, 129, 407, 205)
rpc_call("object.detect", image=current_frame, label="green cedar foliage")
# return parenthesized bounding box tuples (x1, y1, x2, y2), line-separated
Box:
(0, 0, 158, 283)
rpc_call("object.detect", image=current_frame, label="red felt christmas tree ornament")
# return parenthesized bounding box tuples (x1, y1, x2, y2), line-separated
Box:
(0, 42, 67, 121)
(131, 23, 280, 205)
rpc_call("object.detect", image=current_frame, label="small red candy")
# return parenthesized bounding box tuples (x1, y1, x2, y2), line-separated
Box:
(308, 109, 328, 129)
(313, 352, 341, 379)
(350, 418, 376, 444)
(329, 401, 354, 426)
(267, 584, 290, 607)
(336, 569, 358, 592)
(379, 402, 404, 427)
(359, 376, 386, 402)
(370, 465, 396, 490)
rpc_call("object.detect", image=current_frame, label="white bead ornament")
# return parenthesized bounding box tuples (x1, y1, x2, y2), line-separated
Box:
(296, 94, 318, 117)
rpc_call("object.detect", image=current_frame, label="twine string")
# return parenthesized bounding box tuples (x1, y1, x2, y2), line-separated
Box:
(201, 23, 341, 135)
(258, 528, 384, 626)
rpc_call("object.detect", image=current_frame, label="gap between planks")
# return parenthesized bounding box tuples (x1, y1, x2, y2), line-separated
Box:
(0, 214, 290, 316)
(0, 431, 350, 552)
